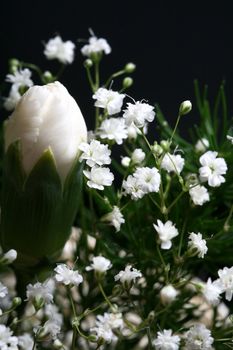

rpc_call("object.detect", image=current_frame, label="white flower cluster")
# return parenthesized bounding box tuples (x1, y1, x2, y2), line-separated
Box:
(79, 139, 114, 190)
(44, 35, 75, 64)
(81, 35, 111, 57)
(0, 324, 18, 350)
(161, 153, 185, 174)
(54, 264, 83, 286)
(153, 220, 179, 250)
(101, 206, 125, 232)
(199, 150, 228, 187)
(188, 232, 208, 258)
(90, 312, 123, 343)
(123, 167, 161, 200)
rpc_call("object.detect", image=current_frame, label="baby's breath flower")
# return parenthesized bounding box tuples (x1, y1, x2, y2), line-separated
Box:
(98, 117, 128, 144)
(153, 220, 179, 250)
(6, 68, 33, 89)
(0, 324, 18, 349)
(160, 285, 178, 305)
(131, 148, 145, 165)
(93, 88, 125, 115)
(101, 206, 125, 232)
(202, 278, 222, 305)
(121, 156, 131, 167)
(79, 140, 111, 167)
(26, 279, 54, 307)
(44, 36, 75, 64)
(0, 282, 8, 298)
(123, 101, 155, 128)
(161, 153, 185, 174)
(185, 323, 214, 349)
(179, 100, 192, 115)
(90, 312, 123, 344)
(188, 232, 208, 258)
(227, 135, 233, 144)
(217, 266, 233, 301)
(153, 329, 180, 350)
(2, 249, 17, 264)
(18, 333, 34, 349)
(114, 265, 142, 286)
(83, 166, 114, 190)
(54, 264, 83, 286)
(195, 138, 209, 153)
(3, 86, 21, 111)
(199, 151, 227, 187)
(134, 167, 161, 193)
(122, 175, 145, 200)
(86, 256, 112, 274)
(189, 185, 210, 206)
(81, 35, 111, 57)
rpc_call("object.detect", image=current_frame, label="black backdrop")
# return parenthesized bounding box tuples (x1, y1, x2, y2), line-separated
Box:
(1, 0, 233, 134)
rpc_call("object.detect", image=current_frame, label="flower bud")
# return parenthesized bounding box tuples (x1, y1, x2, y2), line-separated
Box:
(123, 77, 133, 89)
(3, 249, 17, 264)
(160, 140, 170, 152)
(43, 71, 54, 83)
(179, 100, 192, 116)
(9, 59, 20, 73)
(1, 82, 87, 268)
(121, 156, 131, 167)
(160, 285, 178, 305)
(12, 297, 22, 307)
(124, 63, 136, 73)
(131, 148, 145, 164)
(84, 58, 93, 68)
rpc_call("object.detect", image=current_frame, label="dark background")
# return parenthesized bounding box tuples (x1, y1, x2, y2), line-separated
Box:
(1, 1, 233, 134)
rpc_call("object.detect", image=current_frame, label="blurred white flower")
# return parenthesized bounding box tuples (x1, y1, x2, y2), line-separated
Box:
(90, 312, 123, 344)
(44, 35, 75, 64)
(81, 35, 111, 57)
(161, 153, 185, 174)
(134, 167, 161, 193)
(0, 282, 8, 298)
(6, 68, 33, 89)
(153, 220, 179, 250)
(3, 86, 21, 111)
(153, 329, 180, 350)
(131, 148, 145, 165)
(199, 151, 227, 187)
(122, 175, 145, 200)
(101, 206, 125, 232)
(86, 256, 112, 273)
(98, 118, 128, 144)
(123, 101, 155, 128)
(121, 156, 131, 167)
(79, 140, 111, 167)
(114, 265, 142, 284)
(185, 323, 214, 350)
(202, 278, 222, 306)
(42, 305, 63, 339)
(160, 285, 178, 305)
(0, 324, 18, 349)
(3, 249, 17, 263)
(227, 135, 233, 144)
(18, 333, 34, 349)
(54, 264, 83, 286)
(217, 266, 233, 301)
(26, 279, 54, 305)
(5, 81, 87, 182)
(189, 185, 210, 206)
(93, 88, 125, 115)
(188, 232, 208, 258)
(195, 138, 209, 153)
(83, 166, 114, 190)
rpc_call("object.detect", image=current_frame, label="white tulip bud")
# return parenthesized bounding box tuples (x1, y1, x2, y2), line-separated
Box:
(160, 285, 178, 305)
(179, 100, 192, 116)
(5, 81, 87, 182)
(131, 148, 145, 164)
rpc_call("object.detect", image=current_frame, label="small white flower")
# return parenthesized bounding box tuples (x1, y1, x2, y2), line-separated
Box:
(90, 312, 123, 343)
(227, 135, 233, 144)
(188, 232, 208, 258)
(98, 118, 128, 144)
(189, 185, 210, 206)
(79, 140, 111, 167)
(44, 36, 75, 64)
(153, 220, 179, 250)
(3, 249, 17, 263)
(4, 86, 21, 111)
(195, 138, 209, 153)
(131, 148, 146, 164)
(153, 329, 180, 350)
(114, 265, 142, 284)
(83, 166, 114, 190)
(0, 325, 18, 350)
(199, 151, 227, 187)
(179, 100, 192, 115)
(202, 278, 222, 306)
(217, 266, 233, 301)
(161, 153, 185, 174)
(0, 282, 8, 298)
(93, 88, 125, 115)
(81, 35, 111, 57)
(86, 256, 112, 273)
(127, 124, 139, 139)
(134, 167, 161, 193)
(6, 68, 33, 89)
(26, 279, 54, 305)
(160, 285, 178, 305)
(54, 264, 83, 286)
(101, 206, 125, 232)
(123, 101, 155, 128)
(18, 333, 34, 350)
(122, 175, 145, 200)
(121, 156, 131, 167)
(185, 323, 214, 349)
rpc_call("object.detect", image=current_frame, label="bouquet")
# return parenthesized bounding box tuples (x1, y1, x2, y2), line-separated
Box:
(0, 30, 233, 349)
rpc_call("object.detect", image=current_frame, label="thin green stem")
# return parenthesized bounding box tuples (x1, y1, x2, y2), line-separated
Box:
(94, 60, 100, 90)
(147, 327, 153, 350)
(149, 194, 161, 211)
(167, 190, 185, 212)
(156, 244, 169, 283)
(85, 67, 95, 92)
(224, 204, 233, 231)
(105, 69, 125, 88)
(98, 282, 114, 310)
(170, 114, 181, 143)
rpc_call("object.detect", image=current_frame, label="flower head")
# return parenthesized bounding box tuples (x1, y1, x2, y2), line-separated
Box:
(90, 312, 123, 344)
(93, 88, 125, 115)
(131, 148, 146, 165)
(202, 278, 222, 305)
(79, 140, 111, 167)
(83, 166, 114, 190)
(133, 167, 161, 193)
(188, 232, 208, 258)
(54, 264, 83, 286)
(44, 35, 75, 64)
(114, 265, 142, 285)
(4, 86, 21, 111)
(195, 138, 209, 153)
(153, 329, 180, 350)
(153, 220, 179, 250)
(81, 35, 111, 57)
(161, 153, 185, 174)
(199, 151, 227, 187)
(26, 279, 54, 306)
(160, 285, 178, 305)
(189, 185, 210, 206)
(0, 325, 18, 350)
(6, 68, 33, 89)
(86, 256, 112, 274)
(0, 282, 8, 298)
(217, 266, 233, 301)
(123, 101, 155, 128)
(98, 118, 128, 144)
(185, 323, 214, 349)
(101, 206, 125, 232)
(18, 333, 34, 349)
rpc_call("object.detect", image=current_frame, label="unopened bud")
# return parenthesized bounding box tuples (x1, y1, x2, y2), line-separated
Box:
(12, 297, 22, 307)
(84, 58, 93, 68)
(160, 285, 178, 305)
(3, 249, 17, 264)
(9, 59, 20, 73)
(121, 156, 131, 168)
(179, 100, 192, 116)
(124, 62, 136, 73)
(131, 148, 145, 164)
(43, 71, 53, 83)
(152, 143, 163, 156)
(160, 140, 170, 152)
(123, 77, 133, 89)
(53, 339, 64, 349)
